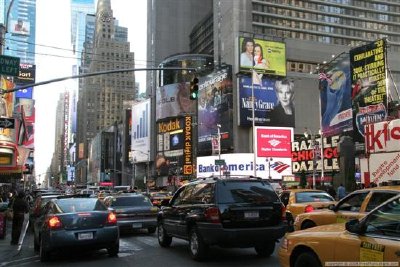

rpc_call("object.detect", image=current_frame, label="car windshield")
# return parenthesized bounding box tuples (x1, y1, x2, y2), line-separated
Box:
(295, 191, 334, 203)
(111, 196, 152, 207)
(218, 181, 279, 204)
(57, 198, 106, 213)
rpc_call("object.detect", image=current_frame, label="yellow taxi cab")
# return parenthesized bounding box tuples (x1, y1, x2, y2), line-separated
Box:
(279, 189, 336, 229)
(279, 194, 400, 267)
(293, 186, 400, 231)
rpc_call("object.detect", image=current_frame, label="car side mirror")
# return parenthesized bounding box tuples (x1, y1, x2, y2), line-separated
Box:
(160, 199, 170, 206)
(345, 219, 363, 234)
(328, 204, 336, 211)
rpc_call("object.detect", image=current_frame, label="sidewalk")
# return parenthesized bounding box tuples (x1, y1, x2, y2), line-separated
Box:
(0, 219, 25, 261)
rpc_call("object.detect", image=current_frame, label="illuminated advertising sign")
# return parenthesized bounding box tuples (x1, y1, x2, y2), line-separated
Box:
(291, 135, 340, 173)
(197, 66, 233, 154)
(156, 83, 195, 121)
(255, 127, 293, 158)
(183, 116, 193, 175)
(319, 55, 352, 137)
(350, 39, 387, 142)
(15, 64, 35, 99)
(239, 37, 286, 76)
(238, 76, 295, 128)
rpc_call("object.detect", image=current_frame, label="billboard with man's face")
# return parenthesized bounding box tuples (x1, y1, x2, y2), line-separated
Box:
(10, 19, 30, 35)
(239, 37, 286, 76)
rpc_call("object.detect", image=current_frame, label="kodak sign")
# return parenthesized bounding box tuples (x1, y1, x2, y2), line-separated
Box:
(365, 119, 400, 153)
(158, 118, 182, 134)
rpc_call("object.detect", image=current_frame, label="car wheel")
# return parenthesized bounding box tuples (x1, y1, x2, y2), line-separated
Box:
(301, 220, 316, 230)
(188, 227, 208, 261)
(39, 238, 50, 262)
(286, 213, 294, 232)
(148, 227, 156, 234)
(294, 252, 321, 267)
(157, 222, 172, 247)
(254, 241, 275, 257)
(107, 242, 119, 257)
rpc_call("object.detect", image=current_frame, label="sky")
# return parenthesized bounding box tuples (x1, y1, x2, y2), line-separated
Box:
(34, 0, 147, 181)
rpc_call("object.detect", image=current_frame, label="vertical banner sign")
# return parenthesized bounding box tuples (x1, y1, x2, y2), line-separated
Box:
(350, 39, 387, 142)
(183, 116, 193, 175)
(319, 55, 352, 137)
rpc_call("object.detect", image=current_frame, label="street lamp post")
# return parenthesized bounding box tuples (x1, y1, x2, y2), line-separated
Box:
(217, 124, 221, 178)
(304, 128, 318, 189)
(266, 157, 273, 180)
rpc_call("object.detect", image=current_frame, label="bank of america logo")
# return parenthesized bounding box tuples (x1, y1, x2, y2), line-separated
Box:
(270, 161, 290, 173)
(268, 139, 280, 147)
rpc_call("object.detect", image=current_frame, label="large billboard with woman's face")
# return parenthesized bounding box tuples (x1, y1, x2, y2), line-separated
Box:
(239, 37, 286, 76)
(197, 66, 233, 154)
(156, 82, 196, 121)
(238, 74, 295, 128)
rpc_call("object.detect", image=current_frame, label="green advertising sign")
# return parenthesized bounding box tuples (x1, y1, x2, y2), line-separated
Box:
(0, 55, 20, 76)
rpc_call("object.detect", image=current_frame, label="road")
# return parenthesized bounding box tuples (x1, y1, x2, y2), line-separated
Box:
(0, 228, 282, 267)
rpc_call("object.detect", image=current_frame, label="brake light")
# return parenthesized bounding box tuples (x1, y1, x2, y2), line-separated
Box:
(106, 212, 117, 225)
(304, 205, 314, 213)
(281, 204, 287, 221)
(48, 216, 62, 229)
(204, 207, 220, 223)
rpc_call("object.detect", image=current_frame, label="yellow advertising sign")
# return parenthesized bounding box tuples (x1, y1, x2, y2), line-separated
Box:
(239, 37, 286, 76)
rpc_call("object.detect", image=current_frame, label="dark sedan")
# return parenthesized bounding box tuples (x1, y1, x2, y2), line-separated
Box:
(103, 194, 159, 233)
(33, 196, 119, 262)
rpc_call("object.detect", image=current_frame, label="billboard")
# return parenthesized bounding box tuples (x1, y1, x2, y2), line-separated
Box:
(156, 82, 196, 121)
(238, 75, 295, 127)
(365, 119, 400, 154)
(15, 64, 35, 99)
(10, 19, 30, 35)
(291, 135, 340, 173)
(255, 126, 293, 158)
(131, 100, 150, 162)
(319, 55, 352, 137)
(239, 37, 286, 76)
(197, 153, 292, 179)
(350, 39, 387, 142)
(197, 66, 233, 154)
(369, 152, 400, 185)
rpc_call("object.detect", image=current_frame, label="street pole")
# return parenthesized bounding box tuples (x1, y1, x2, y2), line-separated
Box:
(217, 124, 221, 179)
(312, 136, 316, 189)
(251, 70, 257, 177)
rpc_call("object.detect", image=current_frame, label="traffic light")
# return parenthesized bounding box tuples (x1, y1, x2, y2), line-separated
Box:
(190, 77, 199, 100)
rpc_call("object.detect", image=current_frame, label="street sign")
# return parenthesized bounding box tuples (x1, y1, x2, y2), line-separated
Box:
(0, 55, 20, 76)
(215, 159, 225, 166)
(0, 118, 15, 129)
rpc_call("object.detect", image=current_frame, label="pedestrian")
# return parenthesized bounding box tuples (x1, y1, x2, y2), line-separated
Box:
(327, 185, 336, 200)
(10, 190, 29, 245)
(337, 183, 346, 200)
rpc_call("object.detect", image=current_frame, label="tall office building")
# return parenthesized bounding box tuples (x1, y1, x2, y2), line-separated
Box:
(75, 0, 135, 183)
(3, 0, 36, 64)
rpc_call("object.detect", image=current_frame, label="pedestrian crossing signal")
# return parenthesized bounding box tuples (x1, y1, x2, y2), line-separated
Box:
(190, 77, 199, 100)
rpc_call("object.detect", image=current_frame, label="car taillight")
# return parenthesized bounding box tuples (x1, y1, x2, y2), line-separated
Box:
(106, 212, 117, 225)
(304, 205, 314, 213)
(204, 207, 220, 223)
(48, 216, 62, 230)
(281, 204, 287, 221)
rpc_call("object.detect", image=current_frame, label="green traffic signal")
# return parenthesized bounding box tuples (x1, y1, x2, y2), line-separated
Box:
(190, 77, 199, 100)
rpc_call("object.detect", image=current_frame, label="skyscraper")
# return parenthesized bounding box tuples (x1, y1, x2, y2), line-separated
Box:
(75, 0, 135, 183)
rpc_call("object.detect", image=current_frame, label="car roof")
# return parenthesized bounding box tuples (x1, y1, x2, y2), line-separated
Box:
(282, 189, 327, 193)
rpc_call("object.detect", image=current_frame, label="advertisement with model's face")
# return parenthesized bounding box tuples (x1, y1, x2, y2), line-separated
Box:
(239, 37, 286, 76)
(10, 19, 30, 35)
(197, 66, 233, 155)
(238, 75, 295, 128)
(156, 82, 195, 121)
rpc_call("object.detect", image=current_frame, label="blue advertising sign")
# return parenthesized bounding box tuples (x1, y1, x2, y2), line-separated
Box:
(15, 86, 33, 99)
(319, 54, 353, 137)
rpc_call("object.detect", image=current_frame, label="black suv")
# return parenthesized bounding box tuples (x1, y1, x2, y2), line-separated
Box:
(157, 176, 287, 260)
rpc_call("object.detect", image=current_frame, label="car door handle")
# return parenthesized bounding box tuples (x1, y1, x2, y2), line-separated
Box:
(395, 250, 400, 257)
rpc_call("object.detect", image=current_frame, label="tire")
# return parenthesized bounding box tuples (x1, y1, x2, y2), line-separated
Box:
(188, 228, 208, 261)
(294, 252, 321, 267)
(148, 227, 156, 234)
(254, 241, 275, 257)
(157, 222, 172, 247)
(39, 238, 50, 262)
(301, 220, 316, 230)
(107, 243, 119, 257)
(286, 213, 294, 232)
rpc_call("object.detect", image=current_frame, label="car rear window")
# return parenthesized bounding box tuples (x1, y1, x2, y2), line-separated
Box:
(111, 196, 152, 207)
(57, 198, 107, 212)
(217, 180, 279, 204)
(295, 191, 334, 203)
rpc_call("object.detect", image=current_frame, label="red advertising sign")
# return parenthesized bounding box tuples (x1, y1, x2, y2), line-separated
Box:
(365, 119, 400, 154)
(256, 127, 293, 158)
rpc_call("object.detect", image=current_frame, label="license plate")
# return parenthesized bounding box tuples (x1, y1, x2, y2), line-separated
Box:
(244, 211, 259, 219)
(132, 222, 142, 229)
(78, 232, 93, 240)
